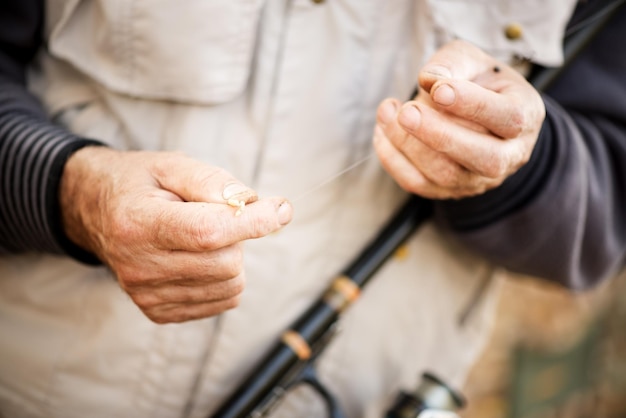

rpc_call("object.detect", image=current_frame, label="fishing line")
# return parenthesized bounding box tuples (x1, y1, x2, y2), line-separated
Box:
(290, 152, 376, 204)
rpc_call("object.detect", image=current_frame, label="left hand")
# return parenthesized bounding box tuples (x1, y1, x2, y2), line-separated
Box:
(373, 39, 546, 200)
(60, 148, 293, 323)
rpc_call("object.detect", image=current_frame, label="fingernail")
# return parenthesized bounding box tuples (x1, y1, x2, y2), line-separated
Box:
(422, 64, 452, 79)
(222, 182, 249, 200)
(277, 201, 293, 226)
(378, 99, 398, 126)
(433, 84, 456, 106)
(398, 105, 421, 130)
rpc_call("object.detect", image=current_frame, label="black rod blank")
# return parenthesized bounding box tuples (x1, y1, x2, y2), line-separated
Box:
(209, 3, 623, 415)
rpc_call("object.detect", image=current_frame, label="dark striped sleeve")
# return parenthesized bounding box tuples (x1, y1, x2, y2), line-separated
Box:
(0, 0, 103, 263)
(0, 80, 103, 263)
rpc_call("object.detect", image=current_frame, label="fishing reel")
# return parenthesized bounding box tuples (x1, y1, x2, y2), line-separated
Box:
(294, 370, 466, 418)
(385, 372, 465, 418)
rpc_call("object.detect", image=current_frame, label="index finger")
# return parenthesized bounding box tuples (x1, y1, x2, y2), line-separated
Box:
(418, 39, 496, 92)
(150, 197, 293, 252)
(149, 152, 258, 205)
(430, 79, 530, 139)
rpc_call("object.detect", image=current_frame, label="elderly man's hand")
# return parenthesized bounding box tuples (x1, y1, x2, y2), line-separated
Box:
(373, 39, 546, 199)
(60, 147, 293, 323)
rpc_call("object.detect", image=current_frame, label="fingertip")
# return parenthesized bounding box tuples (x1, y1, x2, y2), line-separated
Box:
(376, 98, 400, 126)
(222, 182, 258, 203)
(432, 83, 456, 107)
(372, 124, 385, 147)
(277, 200, 293, 226)
(397, 104, 422, 132)
(419, 64, 452, 92)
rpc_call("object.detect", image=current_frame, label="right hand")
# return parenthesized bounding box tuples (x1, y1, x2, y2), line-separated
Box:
(60, 147, 293, 323)
(373, 40, 545, 200)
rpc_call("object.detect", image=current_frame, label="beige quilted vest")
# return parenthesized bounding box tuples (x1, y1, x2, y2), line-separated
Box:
(0, 0, 576, 417)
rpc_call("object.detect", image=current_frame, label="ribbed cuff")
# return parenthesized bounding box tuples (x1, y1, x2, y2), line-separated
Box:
(434, 99, 557, 231)
(47, 139, 105, 265)
(0, 109, 105, 264)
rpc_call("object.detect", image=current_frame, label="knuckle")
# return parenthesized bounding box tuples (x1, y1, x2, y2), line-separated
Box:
(185, 163, 223, 192)
(149, 315, 170, 325)
(157, 207, 225, 251)
(481, 153, 508, 178)
(399, 174, 426, 196)
(225, 275, 246, 298)
(428, 131, 453, 153)
(468, 99, 489, 123)
(224, 295, 242, 310)
(373, 124, 389, 146)
(220, 245, 243, 279)
(511, 145, 532, 171)
(195, 229, 220, 250)
(435, 164, 459, 188)
(248, 215, 278, 239)
(392, 131, 412, 151)
(191, 218, 225, 250)
(131, 291, 160, 310)
(109, 210, 141, 243)
(506, 106, 525, 136)
(144, 308, 170, 324)
(116, 267, 146, 288)
(437, 177, 454, 189)
(150, 307, 203, 324)
(518, 148, 531, 166)
(222, 255, 244, 279)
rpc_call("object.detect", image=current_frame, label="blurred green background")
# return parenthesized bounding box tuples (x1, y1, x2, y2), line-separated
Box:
(460, 271, 626, 418)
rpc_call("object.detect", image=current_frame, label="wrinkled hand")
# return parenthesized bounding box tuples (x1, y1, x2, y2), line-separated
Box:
(374, 40, 546, 199)
(60, 147, 293, 323)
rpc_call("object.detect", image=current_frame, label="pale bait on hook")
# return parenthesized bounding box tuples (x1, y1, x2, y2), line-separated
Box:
(227, 199, 246, 217)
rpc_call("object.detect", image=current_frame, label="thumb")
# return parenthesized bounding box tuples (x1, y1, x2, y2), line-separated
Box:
(149, 152, 257, 205)
(418, 39, 495, 92)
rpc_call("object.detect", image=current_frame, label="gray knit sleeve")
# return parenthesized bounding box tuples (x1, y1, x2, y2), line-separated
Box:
(435, 5, 626, 289)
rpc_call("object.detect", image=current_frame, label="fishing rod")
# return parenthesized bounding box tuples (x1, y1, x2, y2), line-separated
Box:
(213, 193, 433, 418)
(210, 2, 624, 417)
